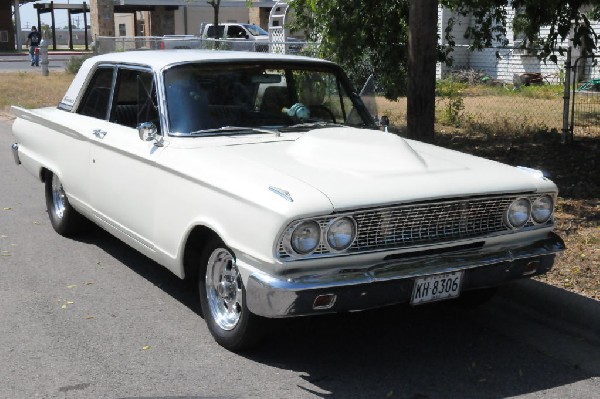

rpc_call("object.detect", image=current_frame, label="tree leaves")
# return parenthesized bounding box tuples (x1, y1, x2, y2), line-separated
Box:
(290, 0, 600, 103)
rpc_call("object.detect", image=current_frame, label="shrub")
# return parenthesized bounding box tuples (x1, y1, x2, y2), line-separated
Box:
(436, 78, 467, 125)
(65, 55, 92, 75)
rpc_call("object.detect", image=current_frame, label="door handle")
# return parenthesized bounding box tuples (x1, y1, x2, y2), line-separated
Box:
(93, 129, 107, 139)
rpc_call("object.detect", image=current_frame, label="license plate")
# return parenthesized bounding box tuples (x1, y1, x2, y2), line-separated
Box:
(410, 271, 463, 305)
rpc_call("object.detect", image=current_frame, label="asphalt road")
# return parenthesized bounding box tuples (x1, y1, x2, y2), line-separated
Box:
(1, 118, 599, 399)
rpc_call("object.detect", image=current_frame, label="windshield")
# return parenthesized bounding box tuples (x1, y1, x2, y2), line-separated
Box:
(243, 24, 268, 36)
(163, 61, 373, 136)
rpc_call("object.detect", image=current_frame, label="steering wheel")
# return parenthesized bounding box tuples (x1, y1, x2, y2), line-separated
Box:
(308, 105, 336, 123)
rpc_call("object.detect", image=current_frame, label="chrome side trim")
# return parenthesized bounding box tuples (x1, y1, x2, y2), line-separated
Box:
(269, 186, 294, 202)
(11, 143, 20, 165)
(247, 233, 565, 317)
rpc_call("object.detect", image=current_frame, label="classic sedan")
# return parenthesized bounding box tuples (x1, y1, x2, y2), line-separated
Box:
(11, 50, 564, 350)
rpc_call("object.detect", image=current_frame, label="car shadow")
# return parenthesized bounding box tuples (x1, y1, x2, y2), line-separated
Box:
(73, 225, 203, 316)
(75, 226, 599, 399)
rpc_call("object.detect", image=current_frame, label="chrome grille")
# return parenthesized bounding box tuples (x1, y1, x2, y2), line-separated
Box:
(277, 194, 552, 260)
(350, 198, 511, 251)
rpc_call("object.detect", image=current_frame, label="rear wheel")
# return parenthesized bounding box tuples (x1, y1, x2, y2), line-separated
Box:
(198, 239, 263, 351)
(44, 172, 87, 236)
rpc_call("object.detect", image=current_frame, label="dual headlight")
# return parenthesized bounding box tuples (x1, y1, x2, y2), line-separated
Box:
(287, 217, 357, 255)
(505, 194, 554, 229)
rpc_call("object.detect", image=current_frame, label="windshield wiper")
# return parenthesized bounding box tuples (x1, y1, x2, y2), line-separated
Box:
(189, 126, 280, 136)
(279, 122, 345, 132)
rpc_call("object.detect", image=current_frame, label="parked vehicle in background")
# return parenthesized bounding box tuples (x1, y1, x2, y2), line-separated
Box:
(161, 35, 201, 49)
(200, 23, 270, 52)
(11, 50, 565, 351)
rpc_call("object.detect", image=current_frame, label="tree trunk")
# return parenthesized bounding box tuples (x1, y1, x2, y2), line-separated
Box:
(212, 0, 221, 39)
(407, 0, 438, 142)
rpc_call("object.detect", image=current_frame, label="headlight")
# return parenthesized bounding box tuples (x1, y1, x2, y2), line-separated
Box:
(290, 220, 321, 254)
(506, 198, 531, 228)
(326, 217, 356, 251)
(532, 195, 553, 224)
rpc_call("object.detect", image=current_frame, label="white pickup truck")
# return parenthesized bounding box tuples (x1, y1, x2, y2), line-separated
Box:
(200, 23, 271, 52)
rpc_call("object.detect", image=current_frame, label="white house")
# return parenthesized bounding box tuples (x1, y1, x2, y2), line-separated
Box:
(437, 5, 598, 83)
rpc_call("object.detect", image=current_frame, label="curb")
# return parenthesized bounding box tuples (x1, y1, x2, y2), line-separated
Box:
(498, 278, 600, 339)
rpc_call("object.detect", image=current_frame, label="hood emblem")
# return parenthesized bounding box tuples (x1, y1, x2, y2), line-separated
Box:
(269, 186, 293, 202)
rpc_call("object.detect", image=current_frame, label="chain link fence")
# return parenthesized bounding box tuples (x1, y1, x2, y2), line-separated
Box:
(380, 46, 567, 136)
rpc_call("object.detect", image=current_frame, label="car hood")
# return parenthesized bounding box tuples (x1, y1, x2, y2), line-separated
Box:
(170, 127, 551, 212)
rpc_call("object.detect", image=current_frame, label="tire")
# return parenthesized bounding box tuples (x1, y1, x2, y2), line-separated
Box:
(44, 171, 87, 237)
(198, 239, 263, 351)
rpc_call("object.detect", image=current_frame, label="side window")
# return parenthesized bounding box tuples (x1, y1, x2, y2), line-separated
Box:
(109, 68, 160, 132)
(206, 25, 225, 38)
(227, 25, 246, 38)
(77, 67, 114, 120)
(292, 71, 346, 123)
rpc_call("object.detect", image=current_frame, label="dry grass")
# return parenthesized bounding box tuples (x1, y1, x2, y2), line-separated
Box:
(0, 72, 73, 114)
(377, 93, 564, 132)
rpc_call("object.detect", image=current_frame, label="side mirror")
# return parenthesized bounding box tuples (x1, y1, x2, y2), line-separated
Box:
(137, 122, 163, 146)
(379, 115, 390, 133)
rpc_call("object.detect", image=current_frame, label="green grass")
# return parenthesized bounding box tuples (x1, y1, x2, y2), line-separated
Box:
(465, 84, 564, 99)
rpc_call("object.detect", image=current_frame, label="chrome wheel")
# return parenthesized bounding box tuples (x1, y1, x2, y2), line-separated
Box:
(51, 174, 67, 219)
(205, 248, 243, 331)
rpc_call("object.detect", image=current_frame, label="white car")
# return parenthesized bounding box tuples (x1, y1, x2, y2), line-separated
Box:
(11, 50, 565, 350)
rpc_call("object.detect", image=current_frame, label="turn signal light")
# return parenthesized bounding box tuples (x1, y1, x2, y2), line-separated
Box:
(313, 294, 337, 310)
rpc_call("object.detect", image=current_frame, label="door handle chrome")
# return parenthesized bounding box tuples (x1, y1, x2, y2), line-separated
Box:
(93, 129, 107, 139)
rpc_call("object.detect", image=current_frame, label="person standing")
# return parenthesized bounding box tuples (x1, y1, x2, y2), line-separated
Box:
(26, 26, 42, 67)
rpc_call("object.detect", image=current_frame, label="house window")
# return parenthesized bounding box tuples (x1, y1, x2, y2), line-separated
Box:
(0, 31, 8, 42)
(118, 23, 126, 37)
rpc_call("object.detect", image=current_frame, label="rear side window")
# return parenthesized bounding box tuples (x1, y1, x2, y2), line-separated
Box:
(77, 67, 114, 120)
(206, 25, 225, 38)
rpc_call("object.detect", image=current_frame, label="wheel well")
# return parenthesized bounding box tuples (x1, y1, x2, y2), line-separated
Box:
(40, 167, 50, 183)
(183, 225, 220, 281)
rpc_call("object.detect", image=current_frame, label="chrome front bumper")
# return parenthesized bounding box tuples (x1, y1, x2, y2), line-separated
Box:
(11, 143, 20, 165)
(245, 233, 565, 318)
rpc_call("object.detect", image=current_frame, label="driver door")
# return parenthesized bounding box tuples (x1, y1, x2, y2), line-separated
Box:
(89, 66, 163, 250)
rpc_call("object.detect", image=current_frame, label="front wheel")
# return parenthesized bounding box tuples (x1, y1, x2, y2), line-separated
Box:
(198, 239, 263, 351)
(44, 172, 87, 237)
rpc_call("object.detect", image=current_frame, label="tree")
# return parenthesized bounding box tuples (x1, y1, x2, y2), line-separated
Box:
(290, 0, 409, 99)
(408, 0, 438, 142)
(207, 0, 222, 39)
(290, 0, 600, 141)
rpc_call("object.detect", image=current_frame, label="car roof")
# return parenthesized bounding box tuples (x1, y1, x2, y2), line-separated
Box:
(87, 50, 332, 71)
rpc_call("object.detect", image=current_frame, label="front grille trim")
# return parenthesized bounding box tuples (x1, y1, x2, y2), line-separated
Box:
(277, 194, 555, 261)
